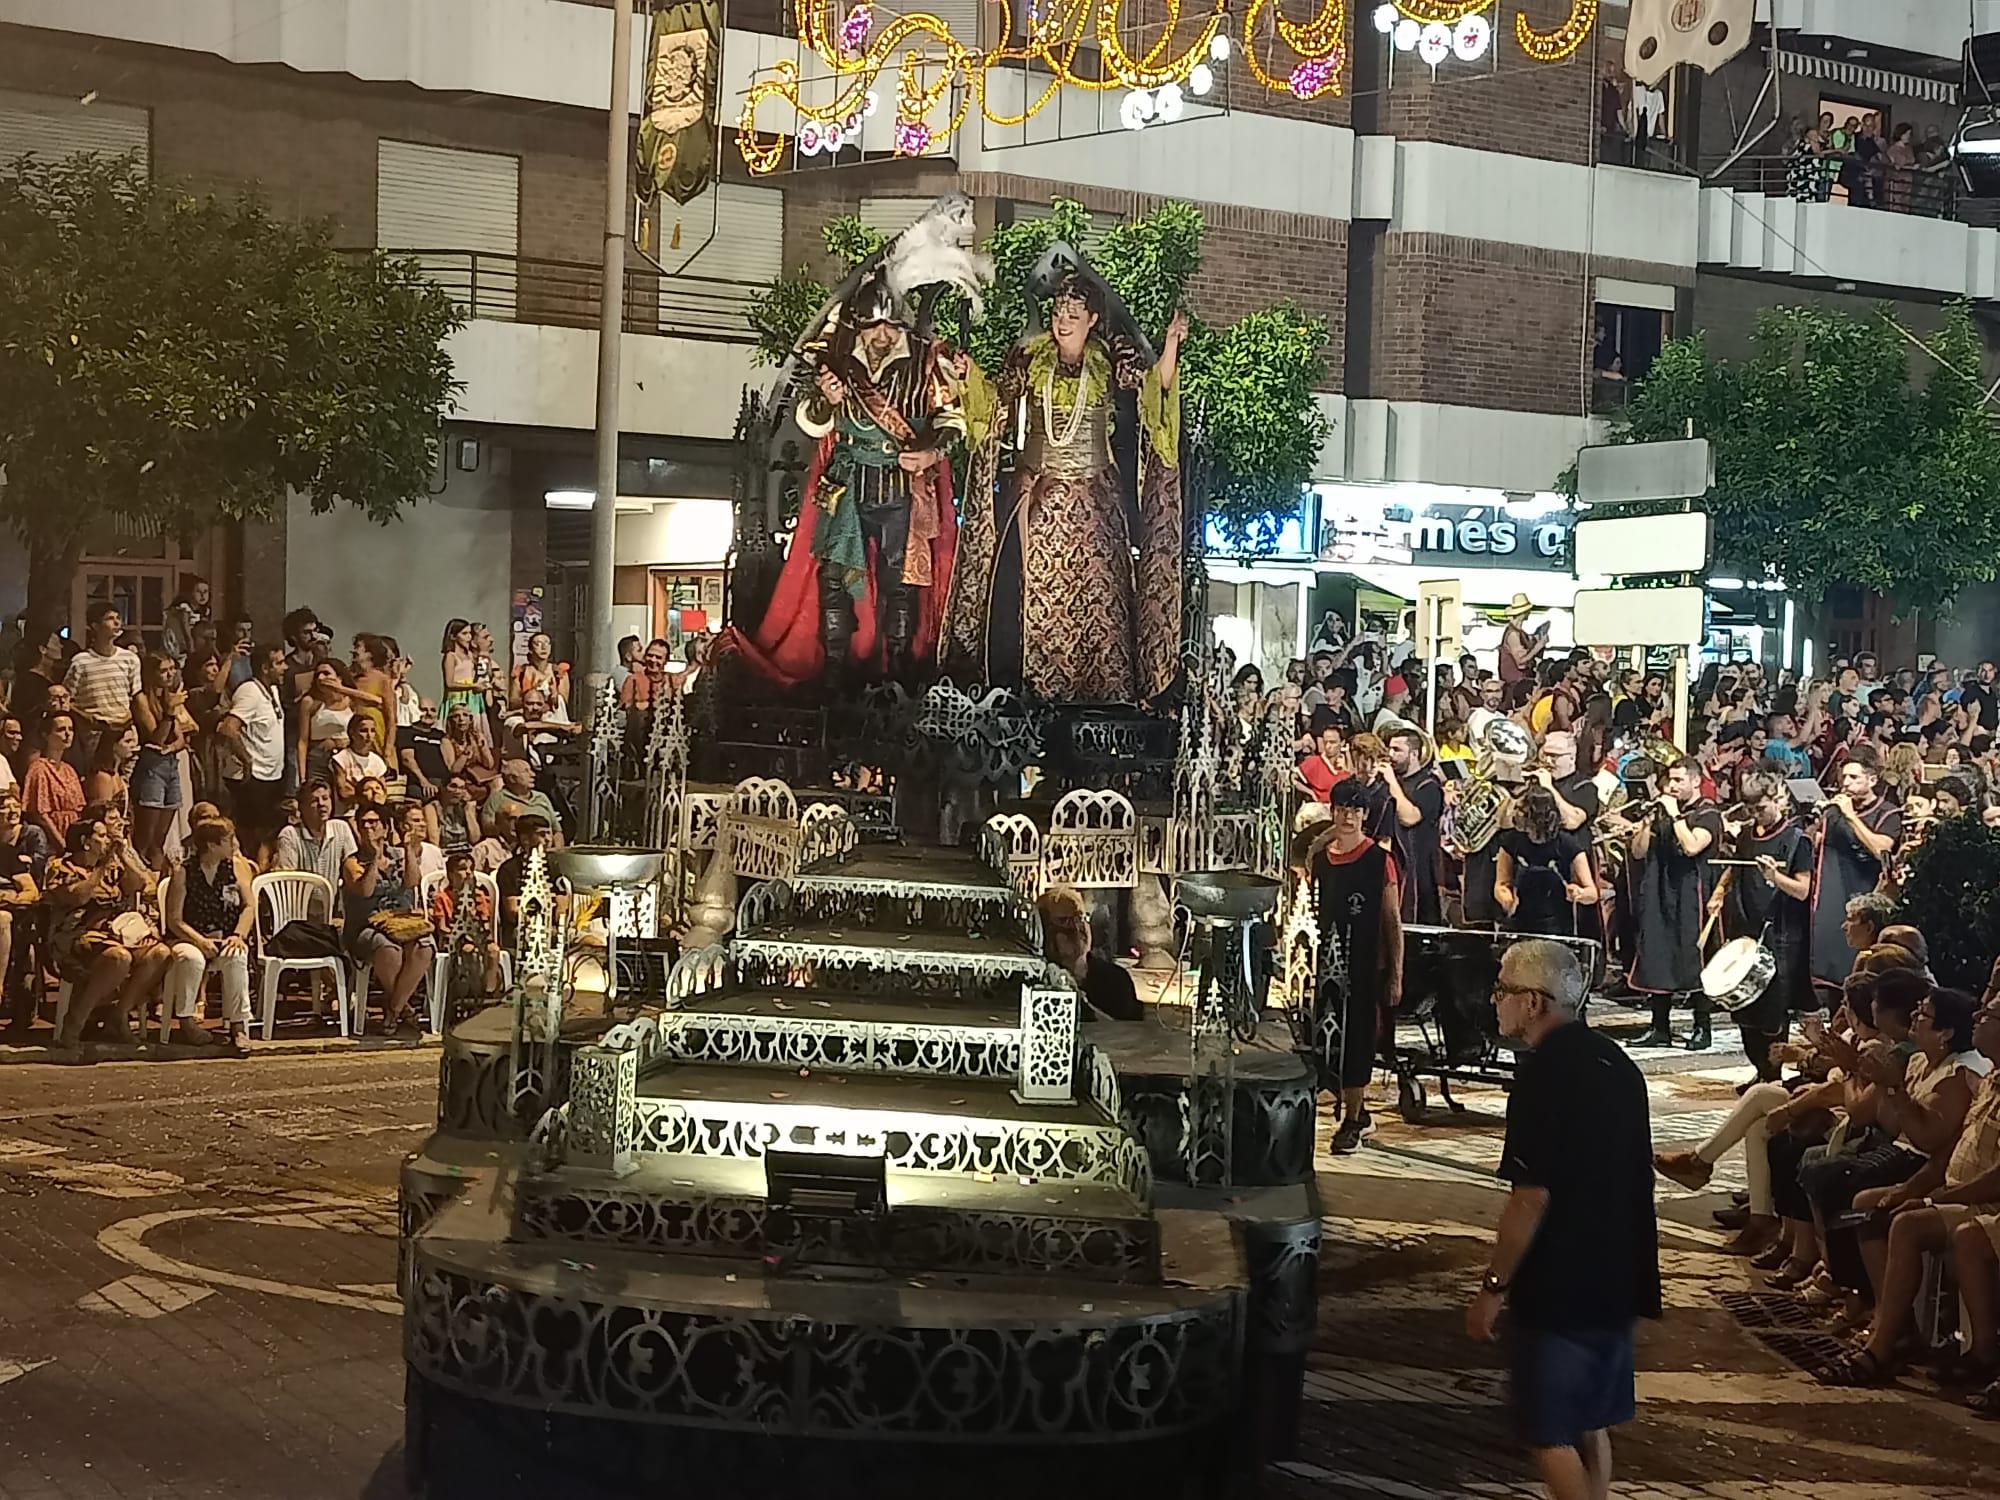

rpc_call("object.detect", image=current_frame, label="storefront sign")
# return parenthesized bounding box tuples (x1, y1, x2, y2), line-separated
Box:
(1316, 495, 1573, 571)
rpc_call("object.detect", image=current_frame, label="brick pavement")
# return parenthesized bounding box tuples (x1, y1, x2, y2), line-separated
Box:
(0, 1045, 1995, 1499)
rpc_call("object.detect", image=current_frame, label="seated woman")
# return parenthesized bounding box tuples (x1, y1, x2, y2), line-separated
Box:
(1035, 883, 1140, 1021)
(20, 710, 85, 848)
(441, 704, 500, 797)
(163, 815, 258, 1052)
(47, 809, 172, 1050)
(431, 773, 483, 853)
(332, 715, 391, 812)
(83, 724, 138, 818)
(1759, 972, 1900, 1287)
(394, 799, 444, 885)
(342, 804, 432, 1037)
(0, 789, 45, 1036)
(1822, 989, 2000, 1387)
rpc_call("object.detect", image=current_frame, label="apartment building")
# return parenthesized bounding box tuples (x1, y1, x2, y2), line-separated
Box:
(0, 1, 1992, 675)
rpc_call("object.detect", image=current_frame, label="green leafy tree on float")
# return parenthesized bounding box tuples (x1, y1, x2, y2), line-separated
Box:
(746, 196, 1330, 549)
(0, 153, 465, 639)
(1587, 303, 2000, 613)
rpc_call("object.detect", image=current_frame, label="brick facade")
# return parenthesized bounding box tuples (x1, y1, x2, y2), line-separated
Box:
(0, 30, 606, 259)
(1369, 2, 1602, 165)
(1369, 234, 1693, 417)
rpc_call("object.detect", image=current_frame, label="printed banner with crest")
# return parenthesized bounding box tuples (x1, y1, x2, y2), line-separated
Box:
(637, 0, 721, 206)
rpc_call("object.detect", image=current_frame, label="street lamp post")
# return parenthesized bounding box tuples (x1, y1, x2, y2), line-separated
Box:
(589, 0, 637, 689)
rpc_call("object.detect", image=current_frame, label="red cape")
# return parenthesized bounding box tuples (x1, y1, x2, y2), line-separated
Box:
(722, 433, 958, 688)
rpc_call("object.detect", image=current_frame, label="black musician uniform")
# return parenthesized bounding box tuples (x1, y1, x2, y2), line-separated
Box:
(1497, 828, 1588, 938)
(1809, 795, 1902, 997)
(1631, 798, 1726, 1033)
(1313, 839, 1399, 1092)
(1390, 768, 1446, 926)
(1724, 815, 1813, 1077)
(1554, 771, 1604, 945)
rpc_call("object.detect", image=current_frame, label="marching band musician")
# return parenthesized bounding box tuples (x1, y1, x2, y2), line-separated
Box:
(1627, 757, 1726, 1052)
(1382, 725, 1446, 925)
(1536, 730, 1599, 833)
(1808, 745, 1902, 1003)
(1493, 783, 1597, 938)
(1714, 769, 1814, 1083)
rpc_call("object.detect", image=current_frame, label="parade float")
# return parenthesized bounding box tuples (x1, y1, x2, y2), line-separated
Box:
(398, 4, 1611, 1493)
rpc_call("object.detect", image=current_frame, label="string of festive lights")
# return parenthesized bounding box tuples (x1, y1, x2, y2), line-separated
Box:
(735, 0, 1598, 172)
(1241, 0, 1349, 98)
(1514, 0, 1598, 63)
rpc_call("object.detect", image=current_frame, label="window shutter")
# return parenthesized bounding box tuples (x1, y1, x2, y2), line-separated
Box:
(651, 182, 784, 337)
(377, 140, 521, 317)
(0, 89, 148, 168)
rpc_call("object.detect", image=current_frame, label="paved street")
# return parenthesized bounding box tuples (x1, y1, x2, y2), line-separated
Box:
(0, 1045, 1997, 1499)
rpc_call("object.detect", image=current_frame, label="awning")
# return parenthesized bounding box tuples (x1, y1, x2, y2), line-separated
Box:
(1775, 47, 1959, 106)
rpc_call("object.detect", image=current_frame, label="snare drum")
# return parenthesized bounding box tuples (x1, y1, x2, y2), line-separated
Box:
(1701, 936, 1777, 1013)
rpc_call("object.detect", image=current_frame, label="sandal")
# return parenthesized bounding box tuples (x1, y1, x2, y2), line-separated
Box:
(1817, 1346, 1901, 1387)
(1969, 1376, 2000, 1418)
(1767, 1258, 1817, 1290)
(1750, 1241, 1793, 1272)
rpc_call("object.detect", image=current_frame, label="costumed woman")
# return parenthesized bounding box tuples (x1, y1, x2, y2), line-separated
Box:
(946, 266, 1186, 704)
(731, 272, 966, 686)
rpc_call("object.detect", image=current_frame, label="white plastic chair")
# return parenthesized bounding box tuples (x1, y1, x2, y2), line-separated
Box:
(252, 871, 349, 1041)
(418, 869, 507, 1032)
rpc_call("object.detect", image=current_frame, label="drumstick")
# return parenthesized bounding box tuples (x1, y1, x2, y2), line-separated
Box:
(1698, 867, 1735, 950)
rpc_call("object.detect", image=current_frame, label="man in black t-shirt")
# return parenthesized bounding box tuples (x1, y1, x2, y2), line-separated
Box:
(1472, 938, 1660, 1500)
(397, 698, 450, 802)
(1382, 725, 1444, 925)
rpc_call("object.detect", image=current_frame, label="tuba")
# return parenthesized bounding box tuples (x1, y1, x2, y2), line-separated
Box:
(1448, 717, 1534, 856)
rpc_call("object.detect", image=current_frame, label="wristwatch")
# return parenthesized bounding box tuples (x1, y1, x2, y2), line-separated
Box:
(1481, 1271, 1510, 1295)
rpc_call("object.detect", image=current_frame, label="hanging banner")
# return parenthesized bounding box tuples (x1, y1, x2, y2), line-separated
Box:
(637, 0, 721, 207)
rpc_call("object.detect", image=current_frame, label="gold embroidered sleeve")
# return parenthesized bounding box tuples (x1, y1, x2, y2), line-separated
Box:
(959, 360, 998, 451)
(1139, 362, 1181, 461)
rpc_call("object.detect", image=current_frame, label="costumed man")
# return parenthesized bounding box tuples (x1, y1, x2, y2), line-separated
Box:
(1309, 778, 1405, 1157)
(1627, 756, 1725, 1051)
(1808, 744, 1902, 1002)
(735, 273, 965, 685)
(946, 266, 1186, 704)
(1713, 769, 1813, 1084)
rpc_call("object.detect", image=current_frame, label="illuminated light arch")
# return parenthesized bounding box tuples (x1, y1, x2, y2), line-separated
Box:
(1514, 0, 1598, 62)
(736, 0, 1598, 171)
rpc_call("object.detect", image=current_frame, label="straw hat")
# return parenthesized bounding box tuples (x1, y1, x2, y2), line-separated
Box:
(1504, 592, 1533, 620)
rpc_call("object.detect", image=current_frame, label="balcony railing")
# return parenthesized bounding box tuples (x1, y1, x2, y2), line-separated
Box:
(378, 249, 762, 344)
(1704, 154, 1961, 220)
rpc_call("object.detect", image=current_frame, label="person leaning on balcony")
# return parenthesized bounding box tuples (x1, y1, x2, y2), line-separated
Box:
(1884, 122, 1917, 213)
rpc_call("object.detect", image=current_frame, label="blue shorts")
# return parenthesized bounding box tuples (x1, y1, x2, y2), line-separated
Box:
(132, 748, 182, 810)
(1510, 1324, 1636, 1449)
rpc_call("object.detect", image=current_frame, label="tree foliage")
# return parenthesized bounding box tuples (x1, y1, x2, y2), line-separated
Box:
(1899, 813, 2000, 990)
(0, 152, 464, 634)
(1591, 303, 2000, 611)
(743, 196, 1328, 549)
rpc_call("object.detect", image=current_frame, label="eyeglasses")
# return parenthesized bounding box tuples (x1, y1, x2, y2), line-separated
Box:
(1491, 981, 1553, 1005)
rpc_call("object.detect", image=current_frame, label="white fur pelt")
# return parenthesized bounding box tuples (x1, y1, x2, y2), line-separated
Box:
(883, 191, 995, 322)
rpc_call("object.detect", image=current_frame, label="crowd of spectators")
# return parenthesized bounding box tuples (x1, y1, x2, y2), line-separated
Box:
(1787, 109, 1954, 213)
(0, 591, 673, 1055)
